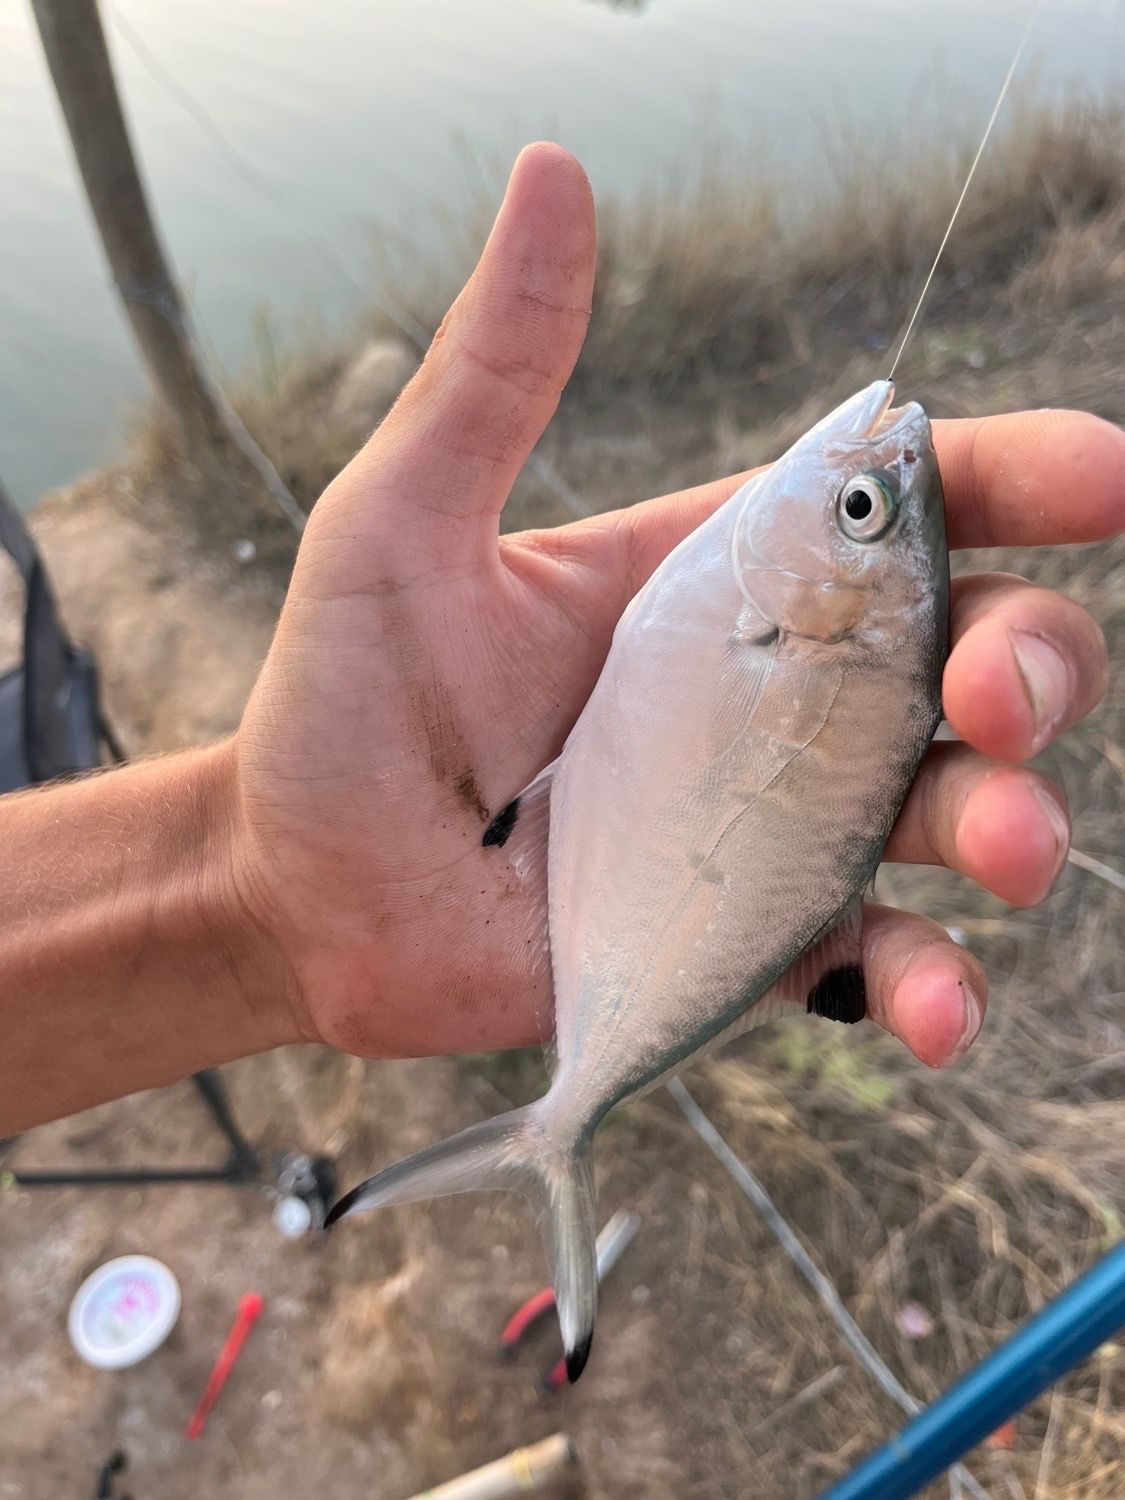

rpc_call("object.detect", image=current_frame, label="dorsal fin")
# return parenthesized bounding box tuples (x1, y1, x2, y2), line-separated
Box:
(806, 964, 866, 1025)
(792, 898, 866, 1024)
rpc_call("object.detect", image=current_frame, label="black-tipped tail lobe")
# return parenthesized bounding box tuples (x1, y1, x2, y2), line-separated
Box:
(324, 1181, 366, 1228)
(566, 1330, 594, 1384)
(325, 1105, 598, 1379)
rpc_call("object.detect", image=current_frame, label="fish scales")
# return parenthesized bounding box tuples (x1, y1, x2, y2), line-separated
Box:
(328, 379, 949, 1382)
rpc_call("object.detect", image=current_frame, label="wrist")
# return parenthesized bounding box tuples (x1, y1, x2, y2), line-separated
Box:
(189, 739, 307, 1054)
(0, 742, 305, 1132)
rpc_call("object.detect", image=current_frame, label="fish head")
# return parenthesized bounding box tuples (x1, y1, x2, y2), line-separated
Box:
(733, 380, 947, 647)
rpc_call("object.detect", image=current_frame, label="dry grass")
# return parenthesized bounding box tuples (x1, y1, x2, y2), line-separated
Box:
(9, 99, 1123, 1498)
(130, 99, 1124, 549)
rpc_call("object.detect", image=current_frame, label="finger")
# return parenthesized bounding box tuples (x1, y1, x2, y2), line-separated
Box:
(577, 408, 1125, 612)
(944, 573, 1108, 760)
(933, 409, 1125, 548)
(884, 742, 1070, 907)
(325, 142, 595, 562)
(861, 904, 988, 1069)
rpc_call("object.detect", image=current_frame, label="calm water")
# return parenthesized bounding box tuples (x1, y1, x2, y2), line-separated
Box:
(1, 0, 1121, 507)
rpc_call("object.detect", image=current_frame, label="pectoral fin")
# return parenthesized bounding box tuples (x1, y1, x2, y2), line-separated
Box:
(481, 759, 555, 876)
(480, 759, 557, 1048)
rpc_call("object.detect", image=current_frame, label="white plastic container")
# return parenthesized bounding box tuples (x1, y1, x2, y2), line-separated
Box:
(67, 1255, 181, 1370)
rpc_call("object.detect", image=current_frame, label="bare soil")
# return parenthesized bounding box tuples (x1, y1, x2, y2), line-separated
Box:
(1, 104, 1122, 1500)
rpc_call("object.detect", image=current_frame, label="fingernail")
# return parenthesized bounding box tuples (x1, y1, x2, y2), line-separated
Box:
(944, 980, 983, 1066)
(1031, 782, 1070, 881)
(1010, 630, 1069, 752)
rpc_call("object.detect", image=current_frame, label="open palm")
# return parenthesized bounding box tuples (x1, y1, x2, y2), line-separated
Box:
(235, 144, 1119, 1071)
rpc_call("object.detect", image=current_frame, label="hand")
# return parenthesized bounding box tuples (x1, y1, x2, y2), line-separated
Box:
(233, 143, 1123, 1070)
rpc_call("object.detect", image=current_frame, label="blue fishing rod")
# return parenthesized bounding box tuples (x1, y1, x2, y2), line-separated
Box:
(820, 1240, 1125, 1500)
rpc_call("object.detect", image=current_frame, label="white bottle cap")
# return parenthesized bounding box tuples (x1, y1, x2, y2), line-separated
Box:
(273, 1194, 313, 1238)
(67, 1255, 181, 1370)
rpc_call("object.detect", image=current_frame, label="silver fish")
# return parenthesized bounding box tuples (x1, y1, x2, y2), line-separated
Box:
(327, 379, 949, 1381)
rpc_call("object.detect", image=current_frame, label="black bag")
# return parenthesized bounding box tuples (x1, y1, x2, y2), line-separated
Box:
(0, 483, 112, 791)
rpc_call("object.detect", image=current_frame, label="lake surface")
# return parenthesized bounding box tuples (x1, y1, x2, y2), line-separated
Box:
(1, 0, 1121, 507)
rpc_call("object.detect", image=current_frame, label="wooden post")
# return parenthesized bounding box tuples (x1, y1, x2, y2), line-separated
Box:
(402, 1435, 577, 1500)
(30, 0, 304, 531)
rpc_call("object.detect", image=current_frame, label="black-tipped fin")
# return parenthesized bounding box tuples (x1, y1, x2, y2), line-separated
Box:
(324, 1181, 365, 1228)
(324, 1108, 534, 1229)
(566, 1330, 594, 1384)
(480, 760, 557, 1046)
(481, 759, 555, 858)
(324, 1106, 599, 1387)
(787, 897, 867, 1024)
(482, 798, 520, 848)
(806, 963, 866, 1024)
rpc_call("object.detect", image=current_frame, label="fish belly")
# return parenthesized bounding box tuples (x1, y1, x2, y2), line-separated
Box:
(544, 529, 933, 1131)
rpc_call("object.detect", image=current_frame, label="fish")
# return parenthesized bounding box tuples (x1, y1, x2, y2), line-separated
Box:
(326, 377, 949, 1383)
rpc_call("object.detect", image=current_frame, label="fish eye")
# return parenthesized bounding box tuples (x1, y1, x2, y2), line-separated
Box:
(836, 473, 897, 543)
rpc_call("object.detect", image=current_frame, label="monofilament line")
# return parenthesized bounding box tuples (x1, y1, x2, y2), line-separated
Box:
(887, 5, 1041, 381)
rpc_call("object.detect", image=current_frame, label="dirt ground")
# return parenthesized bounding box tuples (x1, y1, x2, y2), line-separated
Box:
(2, 106, 1123, 1500)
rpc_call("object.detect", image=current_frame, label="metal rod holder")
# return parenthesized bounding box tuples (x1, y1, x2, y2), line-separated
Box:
(5, 1069, 261, 1188)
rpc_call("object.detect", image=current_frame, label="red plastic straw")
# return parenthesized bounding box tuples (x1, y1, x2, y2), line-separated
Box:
(184, 1292, 265, 1439)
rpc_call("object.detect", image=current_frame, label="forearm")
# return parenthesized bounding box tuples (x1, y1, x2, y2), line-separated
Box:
(0, 742, 298, 1133)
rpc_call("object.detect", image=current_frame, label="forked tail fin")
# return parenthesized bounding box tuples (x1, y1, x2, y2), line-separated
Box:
(325, 1106, 598, 1381)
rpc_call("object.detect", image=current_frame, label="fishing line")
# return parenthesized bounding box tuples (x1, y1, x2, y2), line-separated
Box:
(887, 4, 1042, 381)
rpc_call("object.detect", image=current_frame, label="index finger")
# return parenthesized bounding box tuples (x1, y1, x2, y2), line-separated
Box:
(592, 407, 1125, 602)
(935, 409, 1125, 548)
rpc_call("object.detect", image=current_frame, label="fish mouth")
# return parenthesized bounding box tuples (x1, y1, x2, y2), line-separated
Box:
(860, 378, 896, 435)
(833, 378, 894, 440)
(866, 384, 944, 534)
(871, 389, 929, 447)
(838, 380, 929, 447)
